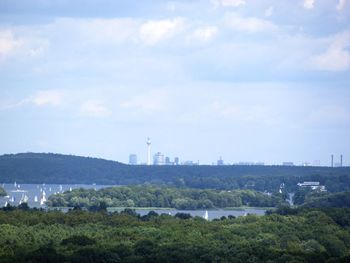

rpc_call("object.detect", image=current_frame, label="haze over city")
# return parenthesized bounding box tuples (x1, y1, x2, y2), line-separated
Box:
(0, 0, 349, 165)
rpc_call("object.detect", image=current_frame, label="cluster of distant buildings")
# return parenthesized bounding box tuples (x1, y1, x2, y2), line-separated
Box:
(282, 154, 344, 168)
(297, 181, 326, 192)
(128, 138, 346, 167)
(128, 138, 189, 166)
(129, 153, 181, 166)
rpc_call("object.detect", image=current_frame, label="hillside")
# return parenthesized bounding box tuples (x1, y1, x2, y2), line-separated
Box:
(0, 153, 126, 185)
(0, 153, 350, 192)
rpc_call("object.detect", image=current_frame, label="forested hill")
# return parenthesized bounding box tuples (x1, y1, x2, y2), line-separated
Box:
(0, 153, 125, 184)
(1, 153, 350, 192)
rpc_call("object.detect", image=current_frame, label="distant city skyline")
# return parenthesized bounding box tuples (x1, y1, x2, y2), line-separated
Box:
(0, 0, 349, 166)
(126, 139, 346, 166)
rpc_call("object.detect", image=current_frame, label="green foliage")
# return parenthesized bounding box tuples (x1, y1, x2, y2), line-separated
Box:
(47, 185, 285, 209)
(0, 207, 350, 262)
(174, 212, 192, 219)
(302, 191, 350, 208)
(292, 190, 350, 208)
(293, 188, 309, 205)
(0, 186, 6, 197)
(1, 153, 350, 193)
(61, 235, 96, 246)
(25, 246, 65, 263)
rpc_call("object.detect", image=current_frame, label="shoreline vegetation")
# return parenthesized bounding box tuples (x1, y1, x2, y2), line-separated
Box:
(47, 206, 272, 212)
(0, 186, 6, 197)
(47, 185, 286, 210)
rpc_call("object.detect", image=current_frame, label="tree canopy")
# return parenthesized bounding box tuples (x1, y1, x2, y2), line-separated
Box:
(301, 191, 350, 208)
(0, 206, 350, 262)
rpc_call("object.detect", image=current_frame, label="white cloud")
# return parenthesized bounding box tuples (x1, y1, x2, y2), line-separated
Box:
(79, 100, 111, 117)
(120, 90, 169, 112)
(224, 13, 278, 33)
(336, 0, 347, 11)
(192, 26, 218, 42)
(138, 18, 185, 45)
(31, 90, 64, 107)
(221, 0, 246, 7)
(0, 30, 22, 58)
(310, 49, 350, 71)
(1, 90, 65, 109)
(308, 31, 350, 71)
(264, 6, 274, 17)
(0, 28, 49, 63)
(211, 0, 246, 9)
(53, 18, 137, 45)
(303, 0, 315, 9)
(211, 0, 246, 8)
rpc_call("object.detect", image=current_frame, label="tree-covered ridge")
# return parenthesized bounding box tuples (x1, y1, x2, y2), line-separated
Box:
(1, 207, 350, 262)
(47, 186, 286, 209)
(1, 153, 350, 192)
(0, 186, 6, 197)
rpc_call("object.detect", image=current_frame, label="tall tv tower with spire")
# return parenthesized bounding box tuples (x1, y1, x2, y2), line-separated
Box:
(146, 137, 152, 165)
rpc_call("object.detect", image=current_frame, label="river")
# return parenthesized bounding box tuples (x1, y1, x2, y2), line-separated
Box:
(0, 183, 268, 219)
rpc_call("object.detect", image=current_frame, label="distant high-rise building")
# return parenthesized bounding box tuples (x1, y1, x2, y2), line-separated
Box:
(165, 156, 171, 165)
(129, 154, 137, 165)
(331, 154, 334, 168)
(153, 152, 165, 165)
(174, 157, 179, 165)
(217, 157, 224, 166)
(341, 154, 343, 167)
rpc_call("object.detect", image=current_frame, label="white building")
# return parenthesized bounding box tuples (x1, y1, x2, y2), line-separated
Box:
(297, 181, 326, 191)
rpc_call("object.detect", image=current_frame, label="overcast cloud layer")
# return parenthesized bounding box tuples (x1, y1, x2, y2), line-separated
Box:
(0, 0, 349, 165)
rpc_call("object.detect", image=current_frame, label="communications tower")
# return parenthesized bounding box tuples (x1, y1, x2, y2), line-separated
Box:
(147, 137, 152, 165)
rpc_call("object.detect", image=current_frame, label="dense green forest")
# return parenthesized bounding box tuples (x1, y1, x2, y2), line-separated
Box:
(47, 186, 286, 209)
(299, 191, 350, 208)
(0, 206, 350, 262)
(1, 153, 350, 193)
(293, 190, 350, 207)
(0, 186, 6, 197)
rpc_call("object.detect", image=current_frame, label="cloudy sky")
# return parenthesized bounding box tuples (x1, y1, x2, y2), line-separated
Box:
(0, 0, 349, 165)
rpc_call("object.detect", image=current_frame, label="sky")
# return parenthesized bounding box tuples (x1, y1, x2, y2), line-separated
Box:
(0, 0, 349, 166)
